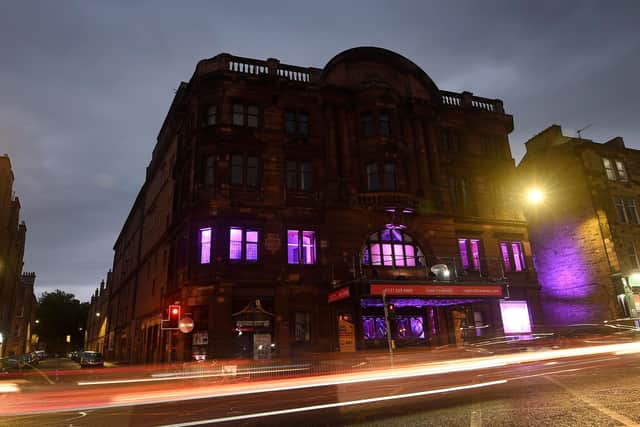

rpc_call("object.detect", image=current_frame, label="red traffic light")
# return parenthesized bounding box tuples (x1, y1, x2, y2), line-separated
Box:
(169, 305, 180, 318)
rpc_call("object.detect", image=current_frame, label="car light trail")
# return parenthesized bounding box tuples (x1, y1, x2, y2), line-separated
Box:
(160, 380, 508, 426)
(0, 382, 20, 393)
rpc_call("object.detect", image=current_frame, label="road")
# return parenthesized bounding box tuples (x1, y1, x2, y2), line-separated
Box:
(3, 342, 640, 426)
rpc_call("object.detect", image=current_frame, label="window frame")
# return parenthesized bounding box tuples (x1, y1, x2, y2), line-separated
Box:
(362, 229, 424, 268)
(499, 241, 526, 272)
(232, 103, 260, 128)
(204, 105, 217, 126)
(615, 160, 629, 182)
(230, 154, 260, 188)
(199, 227, 213, 265)
(286, 160, 313, 192)
(287, 229, 317, 265)
(284, 110, 310, 136)
(615, 196, 628, 223)
(228, 226, 260, 263)
(379, 110, 391, 137)
(361, 111, 374, 137)
(458, 238, 482, 272)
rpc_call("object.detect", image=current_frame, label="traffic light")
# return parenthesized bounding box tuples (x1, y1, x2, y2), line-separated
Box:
(167, 304, 180, 329)
(387, 303, 397, 321)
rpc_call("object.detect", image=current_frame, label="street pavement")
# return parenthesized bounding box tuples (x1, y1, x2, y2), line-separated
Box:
(3, 344, 640, 426)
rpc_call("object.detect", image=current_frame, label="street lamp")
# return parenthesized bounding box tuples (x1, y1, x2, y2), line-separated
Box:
(35, 319, 40, 324)
(526, 188, 544, 205)
(95, 312, 101, 317)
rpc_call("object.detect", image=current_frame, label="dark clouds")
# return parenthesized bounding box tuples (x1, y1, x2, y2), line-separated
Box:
(1, 1, 638, 301)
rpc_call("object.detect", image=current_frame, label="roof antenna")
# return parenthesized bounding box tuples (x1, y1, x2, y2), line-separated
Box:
(577, 124, 592, 140)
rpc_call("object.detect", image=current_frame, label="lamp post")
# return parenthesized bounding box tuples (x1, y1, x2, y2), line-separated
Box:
(382, 290, 394, 367)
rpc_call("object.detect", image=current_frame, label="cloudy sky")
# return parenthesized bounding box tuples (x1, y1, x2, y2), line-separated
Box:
(1, 1, 639, 301)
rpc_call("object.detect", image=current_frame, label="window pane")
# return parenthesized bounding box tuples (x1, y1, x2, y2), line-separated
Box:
(287, 230, 300, 264)
(616, 198, 627, 223)
(302, 230, 316, 264)
(458, 239, 469, 270)
(370, 244, 382, 265)
(617, 160, 628, 182)
(246, 156, 258, 187)
(470, 239, 481, 271)
(366, 163, 380, 191)
(393, 244, 405, 267)
(229, 228, 243, 260)
(383, 163, 397, 191)
(301, 162, 312, 191)
(246, 242, 258, 261)
(363, 247, 370, 265)
(204, 156, 215, 186)
(511, 242, 524, 271)
(626, 199, 639, 224)
(286, 161, 297, 189)
(247, 105, 258, 128)
(206, 106, 216, 125)
(361, 113, 373, 137)
(405, 245, 416, 267)
(232, 104, 244, 126)
(231, 155, 243, 185)
(298, 113, 309, 135)
(382, 244, 393, 266)
(380, 112, 391, 136)
(500, 242, 511, 272)
(284, 111, 296, 134)
(200, 228, 212, 264)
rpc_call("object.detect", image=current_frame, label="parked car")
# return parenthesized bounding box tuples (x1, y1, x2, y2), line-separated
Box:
(0, 356, 20, 373)
(34, 350, 47, 360)
(79, 351, 104, 368)
(18, 353, 37, 367)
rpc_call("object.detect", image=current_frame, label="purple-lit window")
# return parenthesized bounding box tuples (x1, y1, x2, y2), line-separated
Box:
(229, 227, 260, 262)
(500, 241, 526, 272)
(362, 317, 387, 339)
(500, 300, 532, 334)
(362, 230, 424, 268)
(287, 229, 316, 265)
(199, 227, 212, 265)
(458, 238, 481, 271)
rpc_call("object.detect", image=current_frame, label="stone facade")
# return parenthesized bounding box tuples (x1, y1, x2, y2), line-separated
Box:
(84, 271, 111, 353)
(0, 154, 30, 357)
(519, 124, 638, 325)
(105, 48, 541, 363)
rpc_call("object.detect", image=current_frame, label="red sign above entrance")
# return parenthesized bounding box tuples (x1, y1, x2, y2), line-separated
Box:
(328, 287, 350, 303)
(370, 284, 503, 298)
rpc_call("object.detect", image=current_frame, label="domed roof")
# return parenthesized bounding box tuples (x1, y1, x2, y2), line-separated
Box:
(321, 47, 440, 98)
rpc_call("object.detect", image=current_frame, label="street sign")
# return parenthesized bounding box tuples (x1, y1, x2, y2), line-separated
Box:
(178, 317, 194, 333)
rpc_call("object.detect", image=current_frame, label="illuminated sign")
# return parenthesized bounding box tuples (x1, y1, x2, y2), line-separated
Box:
(370, 284, 503, 297)
(499, 300, 532, 334)
(328, 287, 350, 303)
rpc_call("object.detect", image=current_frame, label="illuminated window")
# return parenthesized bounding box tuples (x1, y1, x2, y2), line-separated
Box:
(229, 227, 259, 262)
(362, 229, 424, 268)
(500, 241, 526, 272)
(458, 238, 482, 271)
(199, 227, 212, 264)
(287, 230, 316, 265)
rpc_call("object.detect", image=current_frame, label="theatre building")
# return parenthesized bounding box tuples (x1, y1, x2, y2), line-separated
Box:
(105, 47, 541, 362)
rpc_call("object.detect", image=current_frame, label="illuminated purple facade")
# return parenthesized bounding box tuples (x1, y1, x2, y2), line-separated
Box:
(520, 125, 637, 325)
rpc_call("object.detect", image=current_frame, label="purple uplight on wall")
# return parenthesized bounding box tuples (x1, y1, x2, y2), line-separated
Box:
(500, 300, 532, 334)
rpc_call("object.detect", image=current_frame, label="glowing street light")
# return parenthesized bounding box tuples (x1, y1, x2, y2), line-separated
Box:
(95, 312, 101, 317)
(35, 319, 40, 324)
(527, 188, 544, 204)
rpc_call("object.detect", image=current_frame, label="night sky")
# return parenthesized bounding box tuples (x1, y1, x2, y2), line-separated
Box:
(1, 1, 639, 301)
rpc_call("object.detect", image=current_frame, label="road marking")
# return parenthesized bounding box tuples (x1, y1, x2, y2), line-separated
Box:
(160, 380, 508, 427)
(544, 375, 638, 427)
(27, 363, 54, 385)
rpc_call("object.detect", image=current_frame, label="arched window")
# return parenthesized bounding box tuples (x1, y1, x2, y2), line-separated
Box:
(362, 229, 424, 267)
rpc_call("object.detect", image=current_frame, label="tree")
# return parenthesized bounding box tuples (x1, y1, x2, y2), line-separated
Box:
(33, 290, 89, 353)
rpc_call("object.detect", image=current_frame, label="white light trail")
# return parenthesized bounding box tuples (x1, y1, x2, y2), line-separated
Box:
(0, 382, 20, 393)
(161, 380, 508, 427)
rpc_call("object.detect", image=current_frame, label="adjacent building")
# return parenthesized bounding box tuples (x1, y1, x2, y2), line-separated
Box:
(5, 272, 37, 355)
(84, 271, 111, 353)
(0, 154, 30, 357)
(105, 47, 542, 363)
(519, 124, 639, 325)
